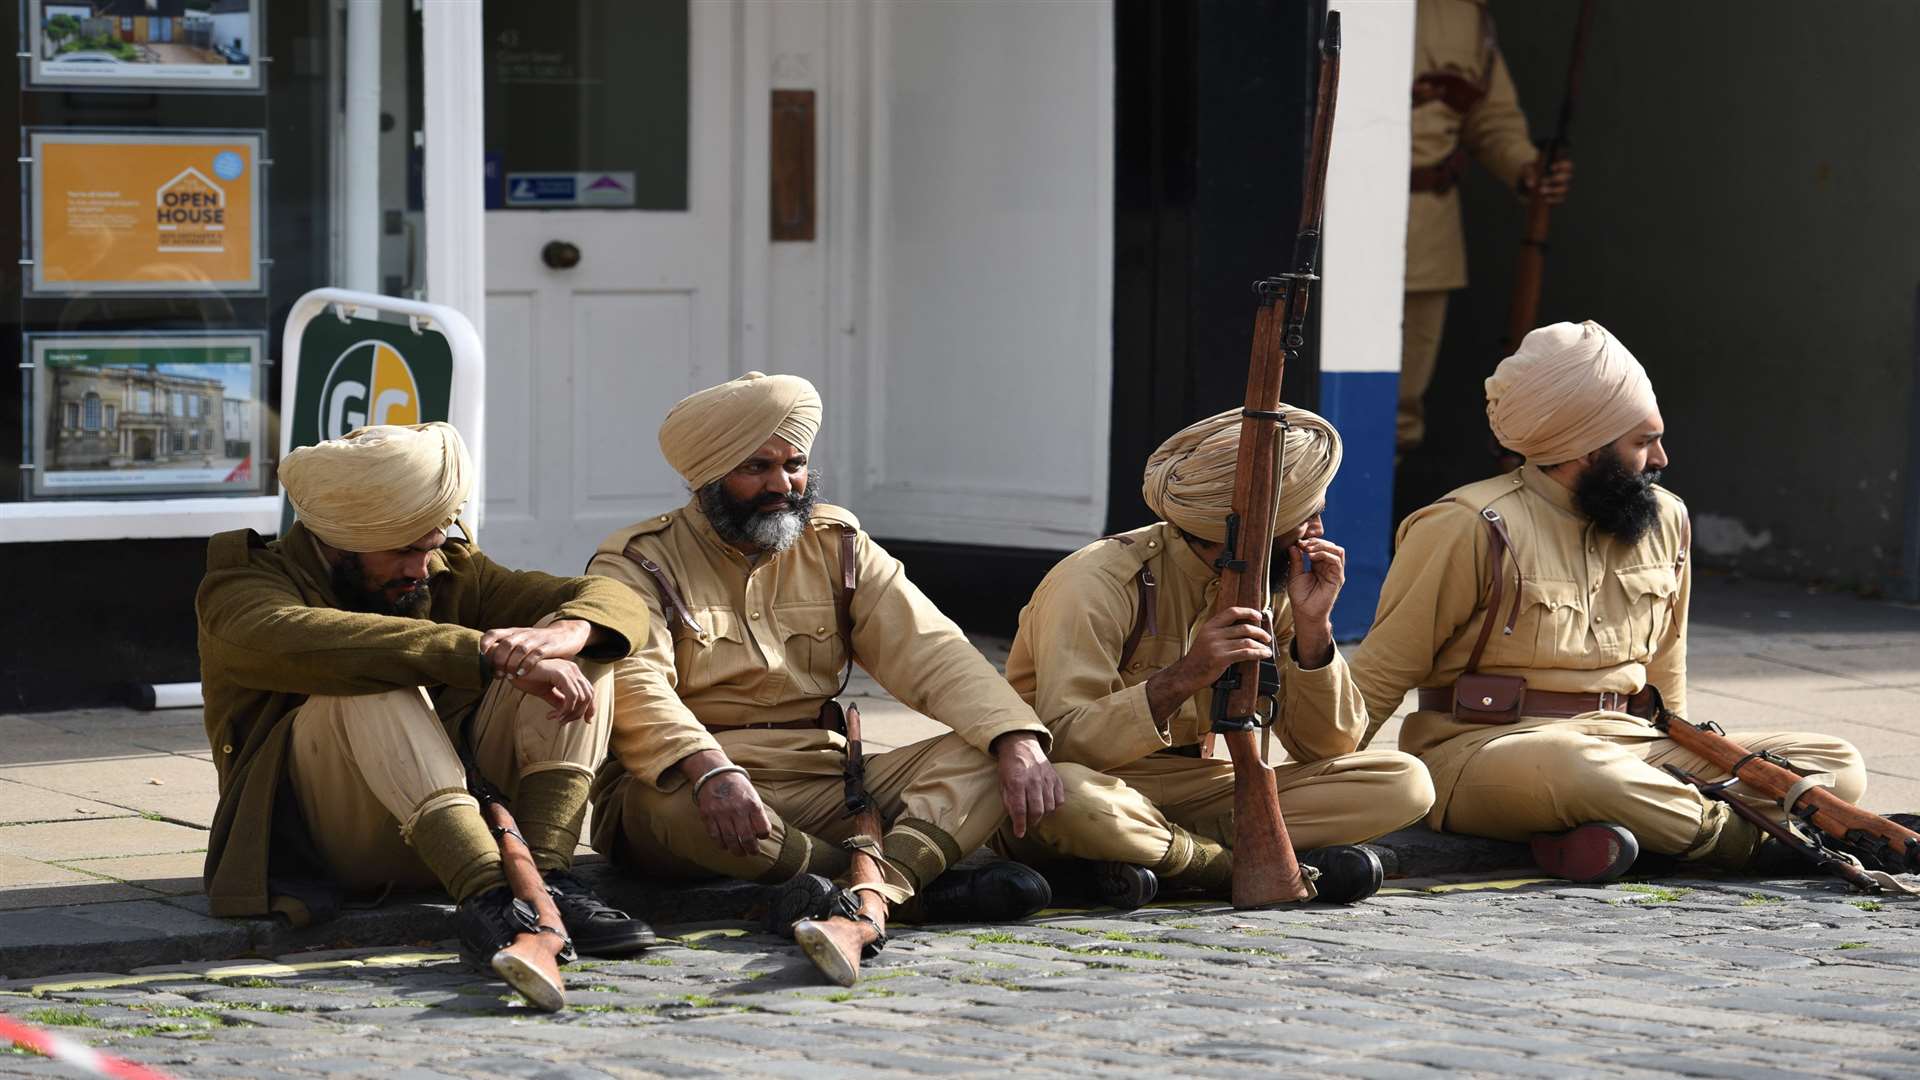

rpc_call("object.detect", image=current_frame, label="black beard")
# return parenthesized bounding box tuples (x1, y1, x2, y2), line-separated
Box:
(1574, 448, 1662, 544)
(331, 553, 433, 617)
(697, 477, 822, 554)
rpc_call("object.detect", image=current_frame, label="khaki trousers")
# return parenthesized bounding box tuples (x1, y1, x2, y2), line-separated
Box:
(601, 730, 1004, 896)
(1440, 728, 1866, 855)
(1398, 289, 1451, 450)
(996, 749, 1435, 867)
(285, 659, 615, 893)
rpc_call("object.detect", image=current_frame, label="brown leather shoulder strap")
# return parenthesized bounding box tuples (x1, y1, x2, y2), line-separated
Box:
(620, 539, 703, 636)
(1675, 512, 1691, 575)
(834, 525, 858, 696)
(1117, 567, 1159, 672)
(1464, 506, 1523, 674)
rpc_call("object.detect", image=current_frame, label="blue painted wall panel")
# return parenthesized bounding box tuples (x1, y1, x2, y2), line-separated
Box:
(1316, 370, 1398, 641)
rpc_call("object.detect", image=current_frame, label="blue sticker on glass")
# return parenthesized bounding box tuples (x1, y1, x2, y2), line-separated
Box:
(212, 151, 245, 181)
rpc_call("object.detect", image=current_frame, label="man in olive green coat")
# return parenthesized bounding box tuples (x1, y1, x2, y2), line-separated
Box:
(197, 423, 654, 978)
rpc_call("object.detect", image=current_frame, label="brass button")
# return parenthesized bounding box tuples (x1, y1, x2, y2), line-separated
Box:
(1595, 615, 1605, 624)
(750, 611, 761, 620)
(1147, 540, 1158, 548)
(816, 625, 827, 634)
(221, 744, 234, 755)
(660, 515, 670, 522)
(1480, 696, 1493, 707)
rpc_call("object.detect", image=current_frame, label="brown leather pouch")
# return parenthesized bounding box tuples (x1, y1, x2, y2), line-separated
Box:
(1453, 673, 1526, 725)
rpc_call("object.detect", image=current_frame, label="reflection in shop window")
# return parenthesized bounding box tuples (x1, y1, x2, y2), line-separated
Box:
(64, 402, 80, 431)
(84, 393, 101, 432)
(136, 388, 152, 414)
(105, 404, 117, 431)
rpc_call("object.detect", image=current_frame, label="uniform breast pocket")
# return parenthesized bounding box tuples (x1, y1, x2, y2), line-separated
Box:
(673, 607, 748, 685)
(771, 601, 847, 696)
(1511, 577, 1586, 668)
(1614, 564, 1680, 657)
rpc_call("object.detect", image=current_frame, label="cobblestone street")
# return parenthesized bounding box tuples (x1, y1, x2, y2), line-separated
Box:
(5, 871, 1917, 1079)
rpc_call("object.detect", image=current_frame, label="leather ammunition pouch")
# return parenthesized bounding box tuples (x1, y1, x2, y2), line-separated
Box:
(1449, 672, 1526, 725)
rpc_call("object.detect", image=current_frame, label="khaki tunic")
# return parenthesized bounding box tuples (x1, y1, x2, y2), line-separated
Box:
(1349, 467, 1864, 853)
(195, 523, 647, 918)
(1406, 0, 1538, 291)
(586, 501, 1049, 888)
(996, 523, 1433, 869)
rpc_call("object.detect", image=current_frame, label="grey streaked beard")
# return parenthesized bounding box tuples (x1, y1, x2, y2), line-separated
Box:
(697, 476, 822, 554)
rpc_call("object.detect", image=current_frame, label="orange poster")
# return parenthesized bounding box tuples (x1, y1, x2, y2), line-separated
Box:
(30, 130, 262, 295)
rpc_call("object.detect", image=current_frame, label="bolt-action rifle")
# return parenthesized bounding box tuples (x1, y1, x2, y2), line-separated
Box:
(467, 768, 575, 1012)
(1649, 690, 1920, 893)
(1206, 10, 1341, 909)
(1506, 0, 1596, 350)
(792, 701, 890, 985)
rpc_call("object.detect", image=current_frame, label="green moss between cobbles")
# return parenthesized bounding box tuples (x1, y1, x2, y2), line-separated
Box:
(1836, 941, 1869, 950)
(1615, 884, 1690, 904)
(1852, 900, 1884, 911)
(1740, 893, 1783, 907)
(23, 1007, 103, 1028)
(216, 976, 278, 989)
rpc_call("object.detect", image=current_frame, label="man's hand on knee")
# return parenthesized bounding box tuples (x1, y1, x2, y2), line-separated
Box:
(481, 619, 593, 678)
(679, 749, 772, 856)
(992, 732, 1066, 839)
(510, 657, 595, 723)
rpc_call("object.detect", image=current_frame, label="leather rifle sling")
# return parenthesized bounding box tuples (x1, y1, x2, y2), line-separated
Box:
(622, 539, 704, 636)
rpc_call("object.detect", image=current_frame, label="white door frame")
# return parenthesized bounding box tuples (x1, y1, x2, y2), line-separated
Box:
(420, 0, 488, 396)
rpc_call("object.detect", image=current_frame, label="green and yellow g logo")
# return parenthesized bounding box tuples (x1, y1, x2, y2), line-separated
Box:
(317, 340, 422, 439)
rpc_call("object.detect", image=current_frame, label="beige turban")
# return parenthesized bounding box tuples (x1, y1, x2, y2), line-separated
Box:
(1486, 320, 1658, 466)
(1141, 406, 1342, 542)
(281, 422, 473, 552)
(658, 371, 823, 489)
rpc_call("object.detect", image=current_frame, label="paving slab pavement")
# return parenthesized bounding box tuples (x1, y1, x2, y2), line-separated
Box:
(1, 573, 1917, 983)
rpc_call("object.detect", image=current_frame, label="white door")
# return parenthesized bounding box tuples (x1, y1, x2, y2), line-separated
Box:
(480, 0, 736, 574)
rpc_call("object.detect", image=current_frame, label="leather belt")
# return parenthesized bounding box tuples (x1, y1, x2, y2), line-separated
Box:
(1157, 743, 1204, 759)
(1410, 150, 1468, 194)
(710, 717, 823, 732)
(1416, 686, 1656, 722)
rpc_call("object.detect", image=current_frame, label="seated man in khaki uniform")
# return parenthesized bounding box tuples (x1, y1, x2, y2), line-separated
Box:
(197, 423, 656, 991)
(998, 409, 1436, 907)
(1352, 322, 1866, 882)
(588, 372, 1061, 932)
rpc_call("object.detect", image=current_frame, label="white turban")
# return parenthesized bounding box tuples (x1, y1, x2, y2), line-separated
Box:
(1486, 320, 1658, 465)
(280, 422, 473, 552)
(658, 372, 823, 489)
(1141, 406, 1342, 542)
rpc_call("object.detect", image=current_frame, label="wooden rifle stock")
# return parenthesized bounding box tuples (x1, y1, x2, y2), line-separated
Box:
(1652, 703, 1920, 876)
(793, 702, 889, 986)
(1208, 12, 1341, 909)
(1506, 0, 1596, 350)
(472, 783, 571, 1012)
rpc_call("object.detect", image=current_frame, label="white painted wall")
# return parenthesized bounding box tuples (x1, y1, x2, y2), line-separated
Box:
(1321, 0, 1413, 379)
(754, 0, 1114, 551)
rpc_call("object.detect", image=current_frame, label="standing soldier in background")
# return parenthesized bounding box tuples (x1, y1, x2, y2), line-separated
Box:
(1400, 0, 1575, 455)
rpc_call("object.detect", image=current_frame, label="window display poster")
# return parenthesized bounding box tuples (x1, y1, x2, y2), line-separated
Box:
(29, 130, 263, 295)
(27, 1, 262, 92)
(30, 334, 266, 498)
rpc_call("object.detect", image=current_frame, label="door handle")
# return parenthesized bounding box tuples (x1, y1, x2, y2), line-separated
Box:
(542, 241, 581, 270)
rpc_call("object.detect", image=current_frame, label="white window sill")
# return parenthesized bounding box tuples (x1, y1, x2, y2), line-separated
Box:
(0, 496, 281, 544)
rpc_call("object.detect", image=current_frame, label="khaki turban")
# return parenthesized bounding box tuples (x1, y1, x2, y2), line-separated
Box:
(281, 422, 473, 552)
(658, 371, 822, 489)
(1486, 320, 1658, 466)
(1141, 406, 1342, 542)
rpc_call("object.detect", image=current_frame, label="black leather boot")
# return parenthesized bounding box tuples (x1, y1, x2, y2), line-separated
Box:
(1298, 844, 1384, 905)
(914, 861, 1053, 924)
(1041, 860, 1159, 911)
(765, 873, 839, 939)
(542, 869, 656, 956)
